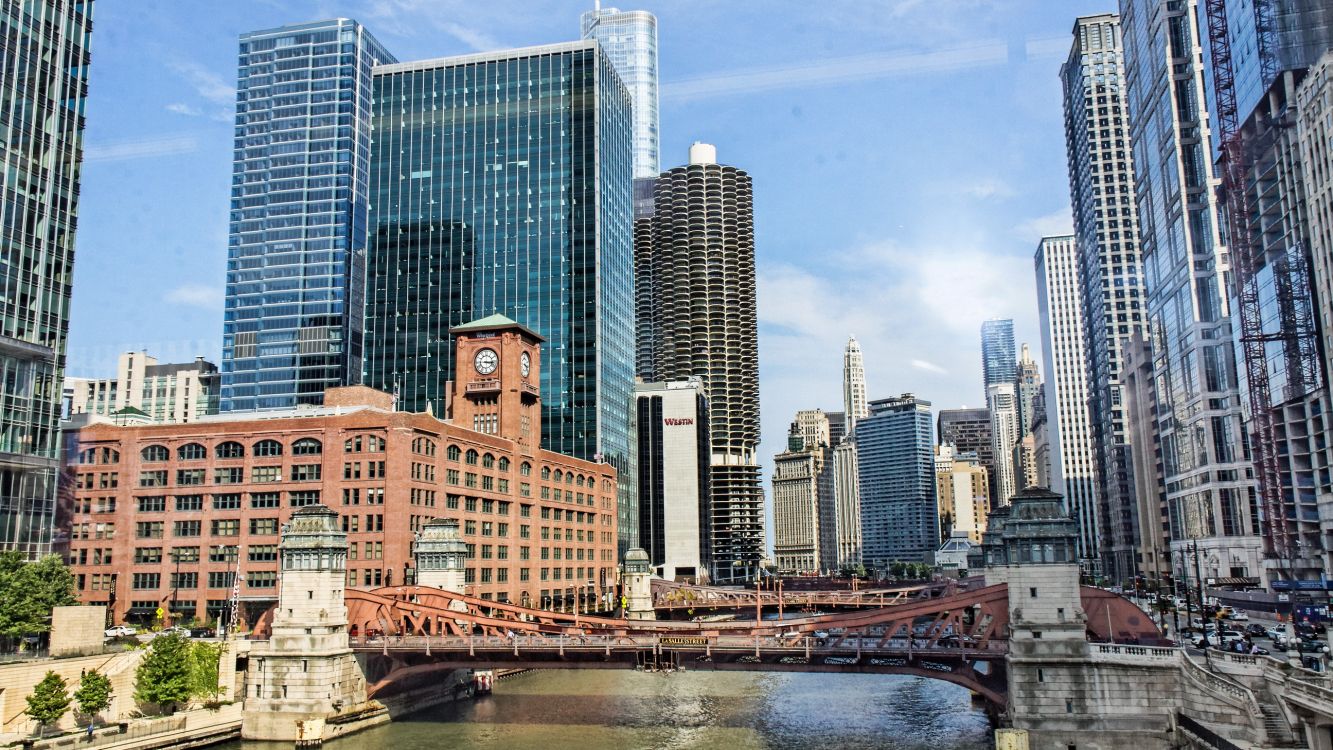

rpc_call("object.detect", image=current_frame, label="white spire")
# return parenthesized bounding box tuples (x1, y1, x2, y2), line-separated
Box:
(843, 336, 868, 426)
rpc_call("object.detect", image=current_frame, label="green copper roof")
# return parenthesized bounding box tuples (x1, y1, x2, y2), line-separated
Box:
(450, 314, 544, 341)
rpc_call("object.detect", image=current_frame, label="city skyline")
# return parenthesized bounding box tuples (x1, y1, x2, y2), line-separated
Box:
(66, 1, 1107, 527)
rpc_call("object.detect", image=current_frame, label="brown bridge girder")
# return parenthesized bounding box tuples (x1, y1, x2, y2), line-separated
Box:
(257, 582, 1158, 706)
(269, 583, 1159, 646)
(352, 636, 1010, 706)
(648, 579, 949, 611)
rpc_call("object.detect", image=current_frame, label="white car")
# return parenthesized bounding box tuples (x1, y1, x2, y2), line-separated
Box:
(1226, 612, 1250, 622)
(104, 625, 136, 638)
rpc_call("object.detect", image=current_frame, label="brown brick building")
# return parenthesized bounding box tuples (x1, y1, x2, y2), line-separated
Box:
(63, 317, 618, 625)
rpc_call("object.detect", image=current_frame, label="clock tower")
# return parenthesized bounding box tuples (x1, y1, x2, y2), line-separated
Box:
(450, 314, 543, 449)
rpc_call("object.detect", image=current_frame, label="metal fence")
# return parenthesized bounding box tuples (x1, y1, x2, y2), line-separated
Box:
(1176, 713, 1244, 750)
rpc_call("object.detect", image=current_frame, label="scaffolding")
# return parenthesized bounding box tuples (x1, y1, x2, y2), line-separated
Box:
(1204, 0, 1295, 560)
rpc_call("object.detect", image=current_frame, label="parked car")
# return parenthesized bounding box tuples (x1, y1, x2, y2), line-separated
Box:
(104, 625, 136, 638)
(1297, 640, 1328, 654)
(153, 626, 190, 638)
(189, 627, 216, 638)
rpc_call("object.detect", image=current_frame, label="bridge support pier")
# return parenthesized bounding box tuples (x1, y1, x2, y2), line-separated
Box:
(992, 488, 1177, 749)
(623, 548, 656, 620)
(242, 505, 379, 743)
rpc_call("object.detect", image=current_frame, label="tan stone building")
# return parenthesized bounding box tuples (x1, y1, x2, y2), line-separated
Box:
(66, 351, 220, 424)
(935, 444, 990, 542)
(63, 317, 618, 625)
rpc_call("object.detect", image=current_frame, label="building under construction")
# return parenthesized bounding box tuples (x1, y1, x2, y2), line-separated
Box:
(1206, 0, 1333, 583)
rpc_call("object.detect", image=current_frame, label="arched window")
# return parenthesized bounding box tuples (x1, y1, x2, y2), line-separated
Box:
(482, 453, 495, 469)
(498, 457, 510, 472)
(292, 438, 323, 456)
(465, 449, 479, 465)
(253, 439, 283, 457)
(519, 461, 531, 476)
(177, 443, 206, 461)
(367, 435, 385, 452)
(447, 444, 461, 461)
(141, 445, 169, 462)
(566, 472, 574, 485)
(103, 448, 120, 464)
(216, 441, 244, 459)
(77, 447, 96, 465)
(576, 474, 585, 487)
(541, 467, 551, 480)
(554, 470, 563, 483)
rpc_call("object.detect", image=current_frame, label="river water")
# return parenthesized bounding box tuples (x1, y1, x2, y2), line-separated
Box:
(224, 670, 992, 749)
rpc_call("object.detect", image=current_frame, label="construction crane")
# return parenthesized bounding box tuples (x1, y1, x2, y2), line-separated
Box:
(1202, 0, 1291, 560)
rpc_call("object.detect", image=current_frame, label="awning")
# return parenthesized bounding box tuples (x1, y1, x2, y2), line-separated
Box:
(1213, 577, 1260, 587)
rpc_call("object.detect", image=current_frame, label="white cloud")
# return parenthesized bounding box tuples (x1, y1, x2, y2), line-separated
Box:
(83, 135, 198, 162)
(165, 103, 201, 117)
(360, 0, 502, 51)
(1014, 208, 1074, 241)
(663, 34, 1068, 102)
(164, 284, 223, 309)
(911, 359, 949, 375)
(169, 61, 235, 105)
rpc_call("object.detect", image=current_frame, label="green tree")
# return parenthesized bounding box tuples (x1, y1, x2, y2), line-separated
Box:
(26, 670, 70, 737)
(134, 633, 192, 714)
(74, 670, 113, 719)
(0, 552, 78, 642)
(187, 641, 226, 703)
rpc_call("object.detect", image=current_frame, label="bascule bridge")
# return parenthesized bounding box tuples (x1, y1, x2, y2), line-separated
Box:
(240, 488, 1333, 748)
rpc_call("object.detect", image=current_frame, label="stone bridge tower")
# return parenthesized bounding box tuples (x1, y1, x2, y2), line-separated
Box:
(242, 505, 370, 741)
(986, 487, 1177, 748)
(414, 517, 468, 592)
(623, 548, 655, 620)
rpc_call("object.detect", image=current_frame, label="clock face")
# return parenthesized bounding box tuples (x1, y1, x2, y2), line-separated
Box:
(474, 348, 499, 375)
(520, 351, 531, 377)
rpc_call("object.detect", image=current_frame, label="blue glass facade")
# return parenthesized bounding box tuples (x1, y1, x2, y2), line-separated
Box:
(0, 0, 93, 555)
(365, 42, 638, 551)
(856, 395, 938, 566)
(220, 20, 396, 412)
(980, 318, 1016, 392)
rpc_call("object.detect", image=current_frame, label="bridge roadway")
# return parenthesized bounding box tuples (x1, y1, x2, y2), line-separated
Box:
(350, 632, 1010, 705)
(648, 579, 945, 612)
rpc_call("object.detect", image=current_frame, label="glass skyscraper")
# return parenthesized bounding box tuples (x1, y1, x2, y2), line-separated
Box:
(1121, 0, 1263, 584)
(580, 6, 659, 178)
(0, 0, 93, 555)
(980, 318, 1016, 393)
(364, 41, 638, 552)
(220, 20, 396, 412)
(856, 395, 938, 567)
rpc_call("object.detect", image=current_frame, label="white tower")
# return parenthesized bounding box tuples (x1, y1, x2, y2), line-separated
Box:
(843, 337, 868, 430)
(242, 505, 369, 742)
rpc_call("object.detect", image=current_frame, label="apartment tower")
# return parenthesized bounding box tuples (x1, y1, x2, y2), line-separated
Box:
(634, 142, 762, 580)
(1061, 15, 1148, 581)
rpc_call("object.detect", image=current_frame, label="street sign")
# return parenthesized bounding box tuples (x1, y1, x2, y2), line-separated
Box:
(155, 607, 164, 618)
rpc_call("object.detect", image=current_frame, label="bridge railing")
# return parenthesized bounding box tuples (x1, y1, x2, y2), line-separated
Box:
(347, 633, 1009, 656)
(1090, 643, 1180, 663)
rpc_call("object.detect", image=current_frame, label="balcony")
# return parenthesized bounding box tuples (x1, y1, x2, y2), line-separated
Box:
(466, 379, 501, 394)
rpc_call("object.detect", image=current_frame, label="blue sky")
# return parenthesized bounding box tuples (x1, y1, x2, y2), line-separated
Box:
(69, 0, 1110, 499)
